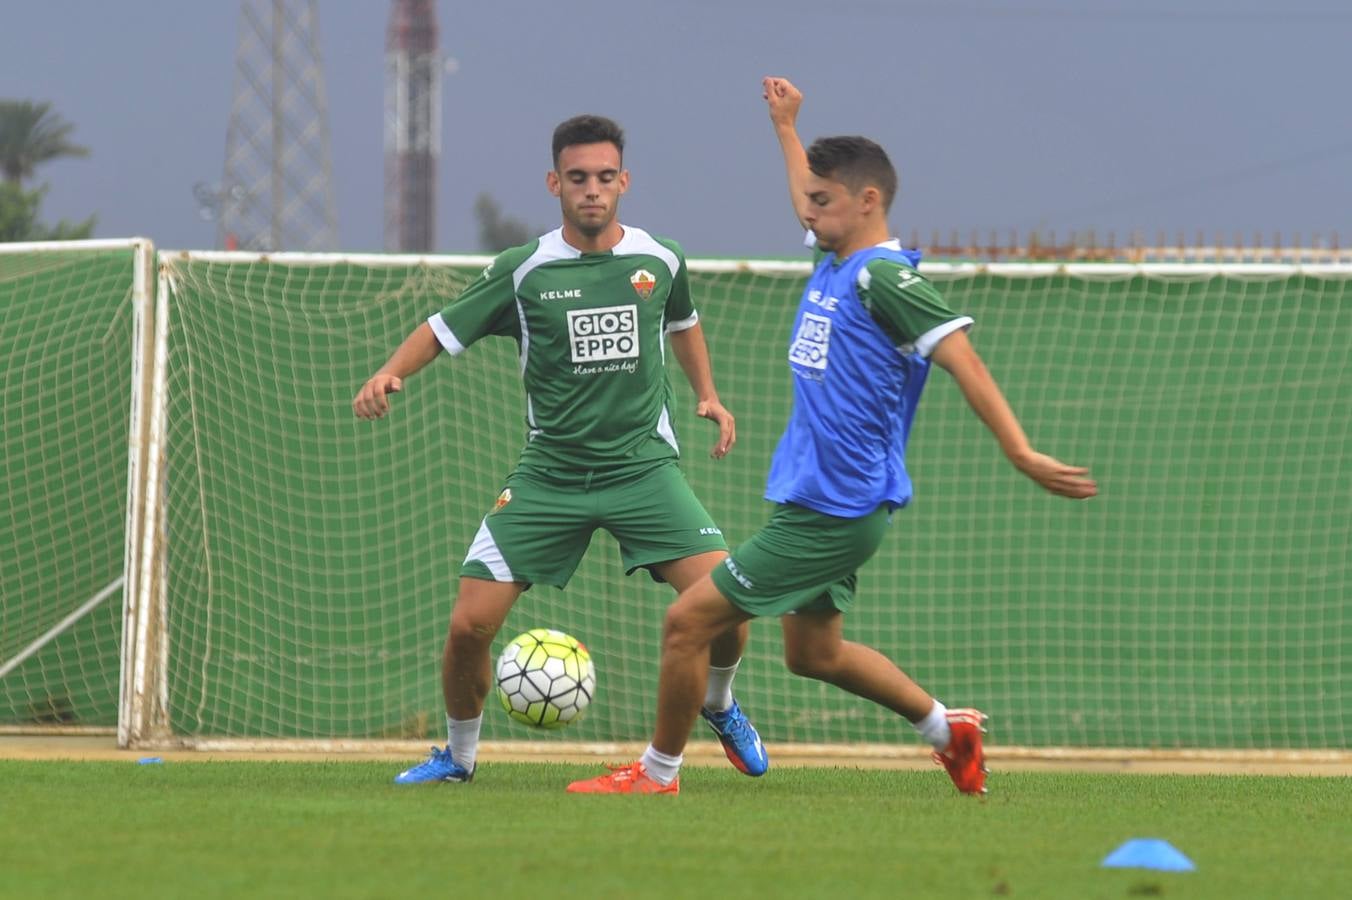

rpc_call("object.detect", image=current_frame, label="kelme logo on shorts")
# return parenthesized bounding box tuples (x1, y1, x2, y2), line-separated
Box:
(723, 557, 754, 589)
(492, 488, 512, 512)
(630, 268, 656, 300)
(567, 305, 639, 363)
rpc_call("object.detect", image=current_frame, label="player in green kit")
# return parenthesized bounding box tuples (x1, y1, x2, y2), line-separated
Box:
(353, 115, 768, 784)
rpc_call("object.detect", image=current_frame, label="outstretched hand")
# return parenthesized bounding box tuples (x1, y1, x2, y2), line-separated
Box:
(762, 76, 802, 128)
(352, 373, 403, 420)
(1012, 451, 1098, 499)
(696, 399, 736, 459)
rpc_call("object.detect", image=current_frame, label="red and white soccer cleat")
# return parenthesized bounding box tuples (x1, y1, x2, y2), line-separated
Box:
(566, 762, 680, 795)
(933, 708, 988, 795)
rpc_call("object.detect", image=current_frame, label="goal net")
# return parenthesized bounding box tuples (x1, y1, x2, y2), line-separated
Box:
(0, 239, 154, 734)
(131, 253, 1350, 753)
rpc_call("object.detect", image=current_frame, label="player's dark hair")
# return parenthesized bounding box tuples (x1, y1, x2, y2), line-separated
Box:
(807, 136, 898, 212)
(552, 115, 625, 167)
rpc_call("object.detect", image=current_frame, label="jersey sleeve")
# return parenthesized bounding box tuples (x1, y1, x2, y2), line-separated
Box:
(859, 259, 974, 357)
(427, 249, 524, 355)
(660, 240, 699, 333)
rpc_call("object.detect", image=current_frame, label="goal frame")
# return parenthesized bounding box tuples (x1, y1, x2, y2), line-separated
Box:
(118, 250, 1352, 769)
(0, 238, 155, 738)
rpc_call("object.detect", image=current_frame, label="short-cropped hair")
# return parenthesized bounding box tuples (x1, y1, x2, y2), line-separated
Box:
(552, 115, 626, 167)
(807, 136, 898, 212)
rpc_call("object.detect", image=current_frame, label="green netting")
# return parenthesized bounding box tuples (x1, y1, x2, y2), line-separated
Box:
(147, 258, 1351, 749)
(0, 246, 136, 728)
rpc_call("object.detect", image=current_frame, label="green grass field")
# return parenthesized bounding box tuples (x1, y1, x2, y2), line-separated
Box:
(2, 761, 1348, 899)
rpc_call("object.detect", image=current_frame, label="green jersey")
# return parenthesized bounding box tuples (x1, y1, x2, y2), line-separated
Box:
(430, 226, 698, 470)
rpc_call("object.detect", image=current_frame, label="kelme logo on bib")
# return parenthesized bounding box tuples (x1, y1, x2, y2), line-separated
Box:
(567, 305, 639, 363)
(629, 268, 657, 300)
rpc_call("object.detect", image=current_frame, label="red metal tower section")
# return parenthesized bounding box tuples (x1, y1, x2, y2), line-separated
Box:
(384, 0, 440, 252)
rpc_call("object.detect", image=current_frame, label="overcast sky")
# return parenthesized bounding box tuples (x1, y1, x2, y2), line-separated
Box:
(4, 1, 1350, 257)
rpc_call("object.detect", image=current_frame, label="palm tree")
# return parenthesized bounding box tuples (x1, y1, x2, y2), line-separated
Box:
(0, 100, 89, 185)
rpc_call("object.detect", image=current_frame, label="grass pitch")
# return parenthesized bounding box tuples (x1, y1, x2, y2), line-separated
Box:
(2, 760, 1347, 899)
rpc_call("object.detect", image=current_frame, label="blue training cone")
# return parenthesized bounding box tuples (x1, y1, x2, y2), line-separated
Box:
(1101, 839, 1196, 872)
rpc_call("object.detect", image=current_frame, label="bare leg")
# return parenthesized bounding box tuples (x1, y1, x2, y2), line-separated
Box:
(780, 608, 933, 722)
(651, 550, 749, 668)
(442, 577, 526, 719)
(651, 573, 751, 756)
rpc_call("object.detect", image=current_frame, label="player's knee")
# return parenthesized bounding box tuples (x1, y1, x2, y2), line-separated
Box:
(784, 646, 836, 681)
(661, 604, 707, 655)
(447, 612, 498, 651)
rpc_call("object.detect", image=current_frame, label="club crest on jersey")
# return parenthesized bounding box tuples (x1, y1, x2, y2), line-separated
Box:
(629, 268, 657, 300)
(492, 488, 512, 512)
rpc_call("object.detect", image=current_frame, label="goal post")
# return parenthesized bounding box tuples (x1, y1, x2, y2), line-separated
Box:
(126, 251, 1351, 757)
(0, 238, 155, 736)
(118, 256, 172, 745)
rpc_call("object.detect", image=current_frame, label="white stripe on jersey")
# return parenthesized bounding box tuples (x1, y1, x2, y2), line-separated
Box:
(510, 225, 681, 288)
(427, 312, 467, 355)
(915, 317, 974, 358)
(514, 296, 530, 375)
(665, 311, 699, 333)
(656, 404, 680, 454)
(512, 229, 578, 292)
(612, 226, 681, 277)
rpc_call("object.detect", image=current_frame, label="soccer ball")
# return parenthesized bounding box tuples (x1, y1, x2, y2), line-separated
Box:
(494, 628, 595, 729)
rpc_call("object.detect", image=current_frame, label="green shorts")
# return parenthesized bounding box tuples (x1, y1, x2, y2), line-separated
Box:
(460, 460, 727, 588)
(710, 502, 892, 617)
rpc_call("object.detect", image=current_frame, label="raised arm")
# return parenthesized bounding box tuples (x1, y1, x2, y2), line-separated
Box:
(352, 321, 442, 420)
(762, 76, 812, 230)
(668, 321, 736, 459)
(930, 329, 1098, 499)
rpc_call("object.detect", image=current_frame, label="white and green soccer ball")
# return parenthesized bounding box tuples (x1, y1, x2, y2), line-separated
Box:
(494, 628, 595, 729)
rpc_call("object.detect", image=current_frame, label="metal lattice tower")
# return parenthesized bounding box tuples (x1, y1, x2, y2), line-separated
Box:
(219, 0, 337, 251)
(384, 0, 441, 252)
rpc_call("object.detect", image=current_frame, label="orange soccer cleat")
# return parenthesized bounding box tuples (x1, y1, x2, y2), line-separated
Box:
(566, 762, 680, 795)
(933, 708, 988, 795)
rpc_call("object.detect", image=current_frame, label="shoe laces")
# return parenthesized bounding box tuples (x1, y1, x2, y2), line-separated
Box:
(710, 703, 748, 737)
(726, 716, 754, 746)
(413, 745, 454, 771)
(604, 762, 643, 783)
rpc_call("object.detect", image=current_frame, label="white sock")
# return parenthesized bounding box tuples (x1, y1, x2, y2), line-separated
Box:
(447, 714, 482, 770)
(914, 700, 951, 752)
(639, 744, 683, 785)
(704, 660, 740, 712)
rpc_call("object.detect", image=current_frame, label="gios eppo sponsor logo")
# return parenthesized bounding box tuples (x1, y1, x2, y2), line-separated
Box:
(789, 311, 832, 370)
(567, 304, 639, 363)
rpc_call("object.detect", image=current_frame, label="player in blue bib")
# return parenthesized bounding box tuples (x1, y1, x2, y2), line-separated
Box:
(570, 78, 1096, 797)
(769, 239, 959, 516)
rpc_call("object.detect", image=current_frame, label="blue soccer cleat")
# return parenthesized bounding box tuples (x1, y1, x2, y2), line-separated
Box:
(393, 746, 475, 785)
(701, 699, 769, 777)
